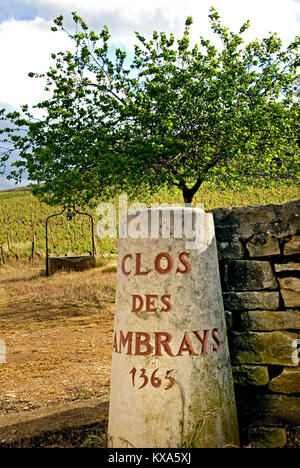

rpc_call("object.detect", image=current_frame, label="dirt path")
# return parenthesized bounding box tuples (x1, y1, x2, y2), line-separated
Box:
(0, 263, 115, 415)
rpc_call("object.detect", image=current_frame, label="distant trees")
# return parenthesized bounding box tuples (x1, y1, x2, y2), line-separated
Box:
(0, 8, 299, 205)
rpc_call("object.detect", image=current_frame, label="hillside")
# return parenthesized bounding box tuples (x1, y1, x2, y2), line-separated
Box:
(0, 184, 299, 260)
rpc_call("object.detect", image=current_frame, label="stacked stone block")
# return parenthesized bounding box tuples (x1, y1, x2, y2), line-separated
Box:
(211, 200, 300, 448)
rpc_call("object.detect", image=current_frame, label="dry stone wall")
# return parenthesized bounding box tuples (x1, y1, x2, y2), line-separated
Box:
(211, 199, 300, 448)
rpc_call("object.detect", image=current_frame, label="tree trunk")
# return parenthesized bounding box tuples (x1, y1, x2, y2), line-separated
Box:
(183, 192, 194, 205)
(182, 178, 203, 205)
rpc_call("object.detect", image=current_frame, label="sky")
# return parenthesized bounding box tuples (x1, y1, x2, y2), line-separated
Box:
(0, 0, 299, 190)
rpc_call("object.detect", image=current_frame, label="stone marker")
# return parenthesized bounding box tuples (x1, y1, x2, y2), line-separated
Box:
(108, 208, 239, 448)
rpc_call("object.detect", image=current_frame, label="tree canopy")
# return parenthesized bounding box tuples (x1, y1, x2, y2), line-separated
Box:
(0, 8, 299, 205)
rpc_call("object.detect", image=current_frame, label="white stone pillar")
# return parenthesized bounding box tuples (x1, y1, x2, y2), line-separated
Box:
(108, 208, 239, 448)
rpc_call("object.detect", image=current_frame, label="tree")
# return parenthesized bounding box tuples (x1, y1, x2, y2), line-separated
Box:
(0, 8, 299, 205)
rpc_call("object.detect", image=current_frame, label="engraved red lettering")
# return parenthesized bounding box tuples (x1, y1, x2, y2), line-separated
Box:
(177, 332, 198, 356)
(135, 253, 151, 276)
(193, 330, 210, 355)
(121, 254, 132, 276)
(212, 328, 221, 353)
(132, 295, 144, 312)
(155, 252, 173, 274)
(135, 332, 154, 356)
(161, 295, 172, 312)
(119, 331, 133, 355)
(151, 369, 162, 388)
(154, 332, 175, 356)
(130, 367, 136, 386)
(176, 252, 191, 274)
(165, 369, 175, 390)
(138, 368, 149, 389)
(146, 294, 158, 312)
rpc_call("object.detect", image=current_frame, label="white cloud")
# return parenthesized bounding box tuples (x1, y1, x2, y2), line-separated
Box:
(20, 0, 300, 40)
(0, 17, 73, 109)
(0, 0, 299, 111)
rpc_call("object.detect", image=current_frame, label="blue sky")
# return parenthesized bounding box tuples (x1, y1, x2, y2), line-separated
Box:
(0, 0, 38, 22)
(0, 0, 299, 190)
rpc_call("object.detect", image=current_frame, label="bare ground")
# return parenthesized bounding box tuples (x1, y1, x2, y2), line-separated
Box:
(0, 261, 116, 416)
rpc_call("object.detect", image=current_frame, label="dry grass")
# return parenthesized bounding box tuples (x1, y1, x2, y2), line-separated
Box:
(0, 261, 116, 415)
(0, 260, 115, 330)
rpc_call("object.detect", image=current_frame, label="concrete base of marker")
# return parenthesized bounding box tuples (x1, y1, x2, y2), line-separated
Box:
(108, 208, 239, 448)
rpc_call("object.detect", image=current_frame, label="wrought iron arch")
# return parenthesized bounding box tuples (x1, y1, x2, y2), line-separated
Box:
(45, 205, 95, 277)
